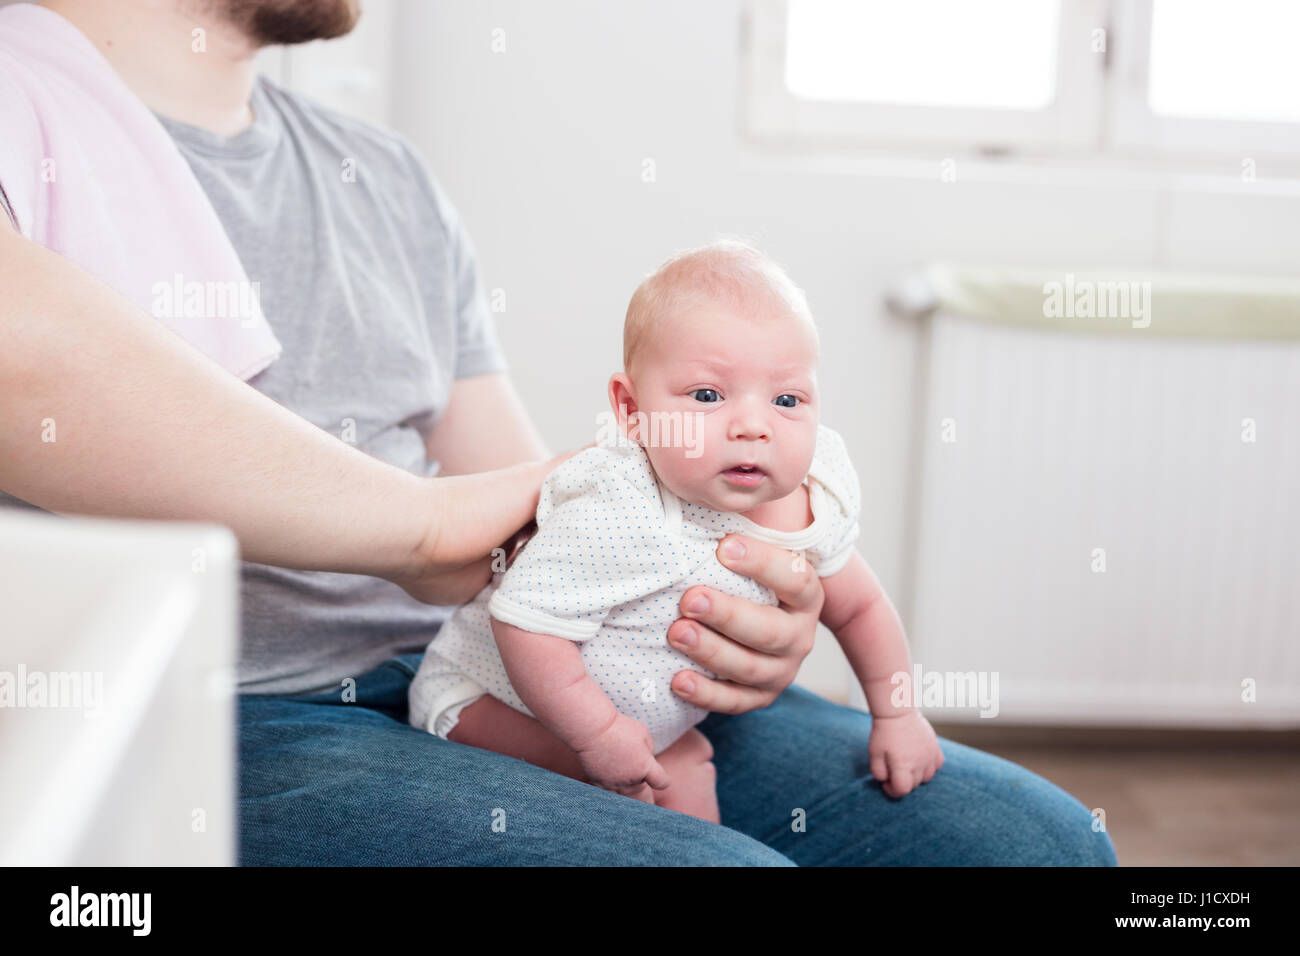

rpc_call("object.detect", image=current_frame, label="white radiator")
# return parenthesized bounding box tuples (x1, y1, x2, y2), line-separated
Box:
(895, 268, 1300, 728)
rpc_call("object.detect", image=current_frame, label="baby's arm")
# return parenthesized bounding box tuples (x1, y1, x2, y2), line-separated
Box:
(820, 551, 944, 798)
(490, 618, 670, 802)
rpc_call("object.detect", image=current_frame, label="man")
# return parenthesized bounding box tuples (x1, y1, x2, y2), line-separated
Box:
(0, 0, 1117, 865)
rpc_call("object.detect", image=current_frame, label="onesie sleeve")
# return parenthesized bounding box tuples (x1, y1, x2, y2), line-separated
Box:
(807, 424, 863, 578)
(487, 445, 686, 640)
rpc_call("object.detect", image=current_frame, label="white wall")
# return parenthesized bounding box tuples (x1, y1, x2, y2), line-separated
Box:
(352, 0, 1296, 699)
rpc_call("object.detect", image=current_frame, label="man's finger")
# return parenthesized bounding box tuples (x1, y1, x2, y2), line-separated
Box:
(667, 618, 786, 686)
(714, 533, 823, 612)
(678, 585, 797, 657)
(669, 671, 774, 715)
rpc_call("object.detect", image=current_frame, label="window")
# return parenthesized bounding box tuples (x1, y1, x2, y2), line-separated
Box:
(784, 0, 1060, 110)
(1147, 0, 1300, 123)
(743, 0, 1300, 164)
(1108, 0, 1300, 158)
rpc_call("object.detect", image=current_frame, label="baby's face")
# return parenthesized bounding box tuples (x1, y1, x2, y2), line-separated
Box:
(615, 297, 819, 515)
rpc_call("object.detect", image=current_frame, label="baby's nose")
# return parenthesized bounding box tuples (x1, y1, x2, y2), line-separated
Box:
(727, 409, 771, 442)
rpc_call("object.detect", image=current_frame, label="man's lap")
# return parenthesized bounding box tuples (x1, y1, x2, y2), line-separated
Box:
(237, 654, 790, 865)
(238, 653, 1117, 866)
(700, 685, 1117, 866)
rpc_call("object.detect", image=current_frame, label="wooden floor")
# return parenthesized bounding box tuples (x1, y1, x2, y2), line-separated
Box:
(930, 724, 1300, 866)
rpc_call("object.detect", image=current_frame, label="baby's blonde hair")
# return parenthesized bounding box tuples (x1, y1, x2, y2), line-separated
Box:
(622, 237, 817, 372)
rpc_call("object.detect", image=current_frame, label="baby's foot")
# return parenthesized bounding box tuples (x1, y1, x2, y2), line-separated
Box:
(653, 728, 720, 824)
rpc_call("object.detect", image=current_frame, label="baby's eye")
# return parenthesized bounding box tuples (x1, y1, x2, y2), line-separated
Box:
(690, 388, 720, 403)
(774, 394, 799, 408)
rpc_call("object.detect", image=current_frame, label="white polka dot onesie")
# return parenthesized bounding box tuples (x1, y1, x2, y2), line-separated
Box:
(408, 422, 862, 754)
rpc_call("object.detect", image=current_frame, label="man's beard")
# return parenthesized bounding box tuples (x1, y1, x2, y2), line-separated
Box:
(219, 0, 362, 45)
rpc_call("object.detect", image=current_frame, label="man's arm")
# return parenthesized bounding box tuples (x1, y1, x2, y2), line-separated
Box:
(0, 223, 552, 605)
(424, 372, 549, 475)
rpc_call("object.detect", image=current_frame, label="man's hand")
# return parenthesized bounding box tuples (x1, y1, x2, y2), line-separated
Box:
(666, 533, 824, 714)
(390, 451, 577, 607)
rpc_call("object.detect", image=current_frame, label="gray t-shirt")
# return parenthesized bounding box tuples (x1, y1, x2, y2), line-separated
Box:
(0, 76, 508, 695)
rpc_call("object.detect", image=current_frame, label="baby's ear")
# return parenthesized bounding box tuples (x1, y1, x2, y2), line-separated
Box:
(607, 372, 642, 441)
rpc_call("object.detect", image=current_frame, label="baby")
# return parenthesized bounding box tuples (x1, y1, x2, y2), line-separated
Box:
(409, 239, 943, 822)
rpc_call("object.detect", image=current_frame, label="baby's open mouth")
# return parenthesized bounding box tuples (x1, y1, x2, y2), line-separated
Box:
(721, 464, 765, 486)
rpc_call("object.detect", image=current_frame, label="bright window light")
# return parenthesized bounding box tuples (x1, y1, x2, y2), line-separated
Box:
(784, 0, 1061, 110)
(1149, 0, 1300, 123)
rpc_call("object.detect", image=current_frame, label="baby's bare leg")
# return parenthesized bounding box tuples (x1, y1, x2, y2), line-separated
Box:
(447, 694, 586, 781)
(447, 698, 720, 824)
(652, 728, 720, 824)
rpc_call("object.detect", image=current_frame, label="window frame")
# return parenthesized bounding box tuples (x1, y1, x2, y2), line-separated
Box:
(1106, 0, 1300, 159)
(742, 0, 1300, 169)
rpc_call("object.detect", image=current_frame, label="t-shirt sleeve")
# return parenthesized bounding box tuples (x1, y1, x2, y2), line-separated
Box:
(0, 66, 39, 236)
(487, 449, 686, 641)
(0, 180, 16, 232)
(809, 425, 863, 577)
(401, 143, 508, 380)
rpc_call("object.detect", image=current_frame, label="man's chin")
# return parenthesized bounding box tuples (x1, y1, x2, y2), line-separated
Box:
(225, 0, 362, 46)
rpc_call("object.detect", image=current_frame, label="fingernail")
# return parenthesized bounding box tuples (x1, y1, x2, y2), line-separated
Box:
(721, 539, 746, 560)
(673, 625, 698, 648)
(677, 675, 696, 695)
(685, 594, 709, 616)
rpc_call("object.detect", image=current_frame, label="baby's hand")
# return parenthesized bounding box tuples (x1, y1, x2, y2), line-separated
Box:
(574, 712, 671, 803)
(868, 710, 944, 799)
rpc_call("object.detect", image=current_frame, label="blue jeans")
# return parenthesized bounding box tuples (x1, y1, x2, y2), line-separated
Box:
(238, 652, 1118, 865)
